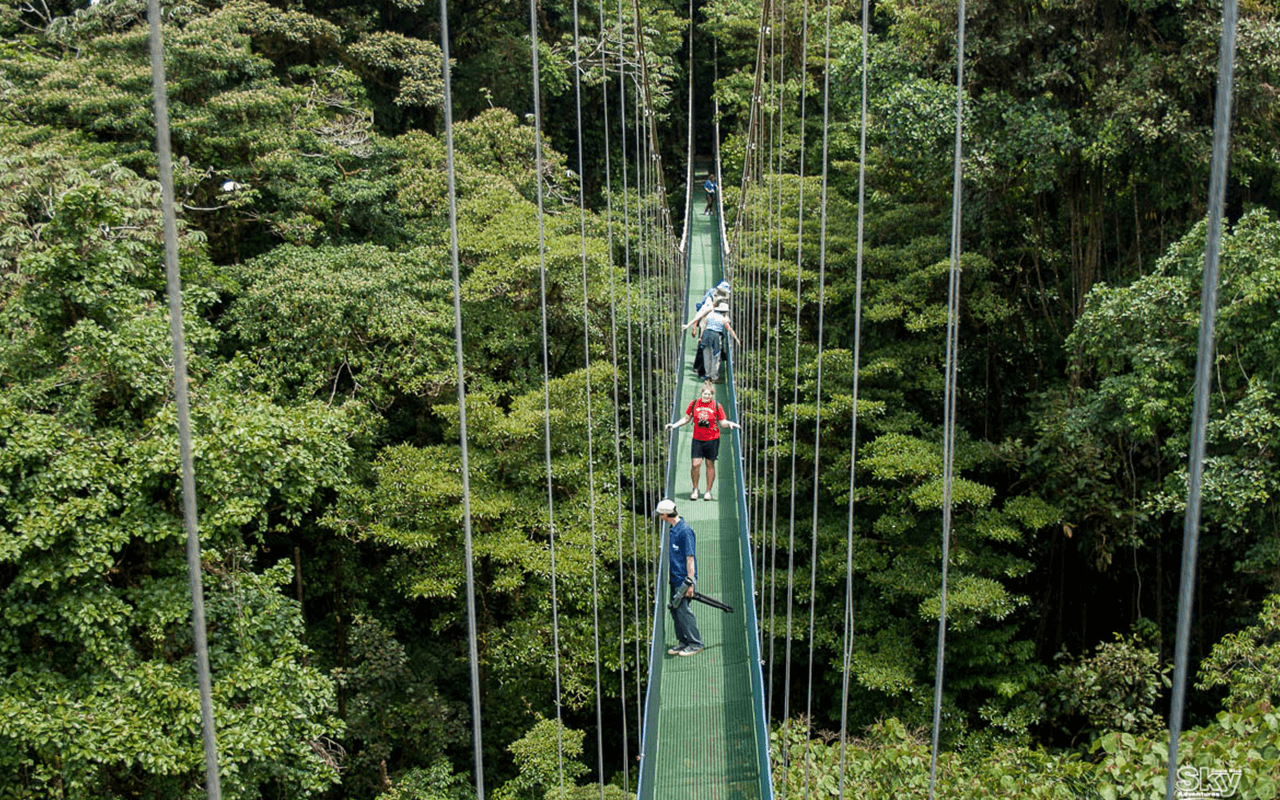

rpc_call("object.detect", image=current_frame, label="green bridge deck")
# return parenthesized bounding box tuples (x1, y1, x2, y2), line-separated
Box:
(637, 183, 772, 800)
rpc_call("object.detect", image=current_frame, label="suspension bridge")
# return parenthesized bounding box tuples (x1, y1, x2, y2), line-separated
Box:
(132, 0, 1243, 794)
(635, 182, 771, 800)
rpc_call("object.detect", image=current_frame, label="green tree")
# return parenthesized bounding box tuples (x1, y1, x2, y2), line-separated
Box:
(1198, 593, 1280, 713)
(1046, 626, 1171, 745)
(495, 715, 589, 800)
(1034, 211, 1280, 642)
(0, 124, 351, 799)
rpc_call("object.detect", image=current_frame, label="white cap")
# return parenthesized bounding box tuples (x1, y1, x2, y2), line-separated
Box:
(655, 499, 677, 516)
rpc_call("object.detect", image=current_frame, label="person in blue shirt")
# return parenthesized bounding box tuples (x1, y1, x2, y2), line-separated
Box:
(656, 498, 704, 656)
(703, 174, 717, 215)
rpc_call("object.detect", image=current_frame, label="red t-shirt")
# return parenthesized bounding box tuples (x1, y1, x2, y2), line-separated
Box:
(686, 398, 726, 441)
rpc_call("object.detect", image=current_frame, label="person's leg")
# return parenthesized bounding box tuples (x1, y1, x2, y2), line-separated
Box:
(706, 337, 722, 382)
(669, 584, 691, 650)
(705, 458, 716, 494)
(672, 591, 703, 650)
(690, 457, 703, 494)
(701, 331, 722, 382)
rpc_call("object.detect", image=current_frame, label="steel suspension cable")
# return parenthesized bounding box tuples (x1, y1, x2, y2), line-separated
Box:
(527, 1, 568, 789)
(636, 85, 654, 586)
(715, 25, 767, 667)
(742, 14, 765, 612)
(598, 4, 632, 786)
(145, 4, 221, 796)
(733, 0, 773, 258)
(928, 0, 966, 793)
(754, 10, 780, 637)
(712, 55, 731, 267)
(837, 0, 871, 795)
(781, 0, 812, 760)
(803, 0, 833, 789)
(617, 3, 646, 725)
(633, 79, 657, 625)
(1166, 0, 1237, 793)
(438, 2, 486, 795)
(631, 0, 676, 245)
(601, 9, 637, 788)
(765, 0, 788, 721)
(569, 1, 606, 792)
(745, 25, 770, 537)
(679, 0, 694, 256)
(746, 156, 767, 639)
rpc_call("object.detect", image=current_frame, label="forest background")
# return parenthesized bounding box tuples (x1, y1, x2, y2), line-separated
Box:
(1, 0, 1279, 797)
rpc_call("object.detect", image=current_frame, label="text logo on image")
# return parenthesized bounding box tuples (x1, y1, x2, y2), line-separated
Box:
(1176, 766, 1242, 799)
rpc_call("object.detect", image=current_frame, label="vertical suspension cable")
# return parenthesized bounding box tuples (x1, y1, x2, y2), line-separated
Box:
(1166, 0, 1237, 793)
(634, 79, 655, 616)
(631, 0, 675, 244)
(748, 12, 770, 625)
(438, 2, 486, 796)
(617, 0, 645, 725)
(633, 76, 655, 628)
(570, 1, 606, 793)
(802, 0, 833, 792)
(734, 0, 772, 257)
(741, 13, 769, 570)
(679, 2, 694, 255)
(753, 16, 779, 637)
(764, 0, 787, 723)
(837, 0, 870, 795)
(527, 1, 568, 790)
(599, 4, 632, 786)
(928, 0, 966, 793)
(635, 73, 653, 583)
(146, 3, 221, 797)
(747, 154, 767, 641)
(781, 0, 811, 766)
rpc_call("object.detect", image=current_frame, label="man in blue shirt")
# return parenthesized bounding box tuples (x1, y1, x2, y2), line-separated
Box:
(703, 174, 717, 215)
(656, 498, 704, 656)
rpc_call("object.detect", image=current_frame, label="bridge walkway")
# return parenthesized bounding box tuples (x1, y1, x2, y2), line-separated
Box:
(637, 181, 772, 800)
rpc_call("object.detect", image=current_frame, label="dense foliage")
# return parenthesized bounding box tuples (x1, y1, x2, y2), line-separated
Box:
(1, 0, 1278, 797)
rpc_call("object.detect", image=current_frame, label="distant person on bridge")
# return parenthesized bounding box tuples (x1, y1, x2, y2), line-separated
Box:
(665, 381, 740, 501)
(695, 302, 738, 384)
(703, 174, 717, 215)
(685, 282, 731, 334)
(655, 498, 704, 657)
(686, 283, 731, 379)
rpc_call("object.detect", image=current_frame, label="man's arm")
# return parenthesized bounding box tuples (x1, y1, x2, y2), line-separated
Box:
(682, 303, 714, 331)
(685, 555, 696, 596)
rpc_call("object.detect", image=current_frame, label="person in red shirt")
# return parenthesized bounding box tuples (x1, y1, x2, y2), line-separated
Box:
(664, 381, 741, 501)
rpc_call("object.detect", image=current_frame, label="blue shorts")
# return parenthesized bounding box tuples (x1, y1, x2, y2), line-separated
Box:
(691, 438, 720, 461)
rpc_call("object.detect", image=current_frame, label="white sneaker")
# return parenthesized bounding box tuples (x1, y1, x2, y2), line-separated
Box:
(690, 489, 699, 501)
(702, 490, 714, 501)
